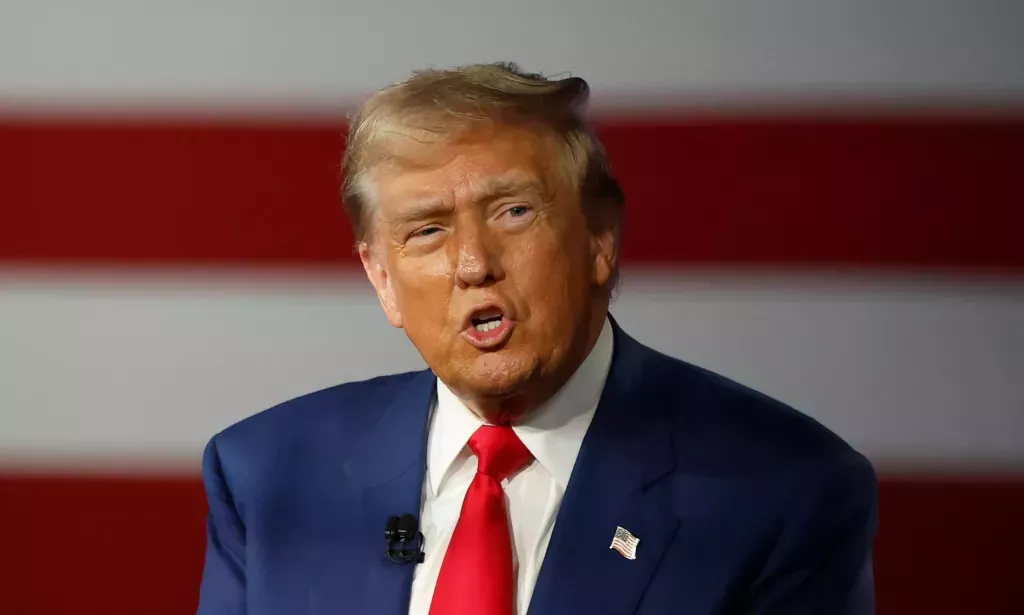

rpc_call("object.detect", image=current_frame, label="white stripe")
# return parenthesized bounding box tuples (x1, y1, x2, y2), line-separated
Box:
(2, 1, 1024, 108)
(1, 269, 1021, 470)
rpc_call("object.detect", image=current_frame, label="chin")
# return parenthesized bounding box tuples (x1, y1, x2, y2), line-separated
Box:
(459, 351, 538, 398)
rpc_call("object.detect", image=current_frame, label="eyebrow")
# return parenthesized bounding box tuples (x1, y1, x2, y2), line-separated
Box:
(385, 176, 550, 227)
(472, 176, 548, 203)
(387, 199, 451, 226)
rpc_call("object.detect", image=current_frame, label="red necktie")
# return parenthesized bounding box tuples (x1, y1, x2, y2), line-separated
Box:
(428, 425, 533, 615)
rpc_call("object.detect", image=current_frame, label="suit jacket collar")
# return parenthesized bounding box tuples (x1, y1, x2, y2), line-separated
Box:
(527, 317, 679, 615)
(348, 370, 435, 615)
(347, 369, 436, 489)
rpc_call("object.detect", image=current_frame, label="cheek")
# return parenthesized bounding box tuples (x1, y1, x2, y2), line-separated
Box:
(506, 227, 591, 323)
(390, 254, 455, 319)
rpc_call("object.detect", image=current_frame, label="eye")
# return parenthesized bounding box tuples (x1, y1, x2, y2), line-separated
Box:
(404, 225, 447, 246)
(496, 203, 534, 223)
(410, 226, 442, 239)
(492, 203, 536, 230)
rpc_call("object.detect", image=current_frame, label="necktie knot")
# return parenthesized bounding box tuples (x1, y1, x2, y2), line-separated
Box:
(468, 425, 532, 481)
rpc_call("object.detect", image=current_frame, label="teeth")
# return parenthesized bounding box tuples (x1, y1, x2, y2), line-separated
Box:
(474, 319, 502, 333)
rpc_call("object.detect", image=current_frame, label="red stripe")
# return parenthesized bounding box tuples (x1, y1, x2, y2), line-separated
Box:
(2, 114, 1023, 268)
(0, 473, 1021, 614)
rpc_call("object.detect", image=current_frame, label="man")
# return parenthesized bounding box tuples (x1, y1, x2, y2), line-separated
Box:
(197, 63, 878, 615)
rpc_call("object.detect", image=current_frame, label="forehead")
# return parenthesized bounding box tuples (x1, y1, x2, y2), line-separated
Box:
(370, 125, 562, 208)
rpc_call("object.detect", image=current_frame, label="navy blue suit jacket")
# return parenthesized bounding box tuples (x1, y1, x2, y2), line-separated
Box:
(198, 320, 878, 614)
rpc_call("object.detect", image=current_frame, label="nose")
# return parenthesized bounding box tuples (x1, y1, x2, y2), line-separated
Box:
(454, 221, 504, 288)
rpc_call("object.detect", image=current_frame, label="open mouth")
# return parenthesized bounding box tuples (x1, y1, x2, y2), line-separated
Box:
(471, 310, 505, 333)
(463, 307, 514, 348)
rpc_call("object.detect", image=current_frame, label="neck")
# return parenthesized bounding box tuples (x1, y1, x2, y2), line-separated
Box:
(460, 308, 608, 425)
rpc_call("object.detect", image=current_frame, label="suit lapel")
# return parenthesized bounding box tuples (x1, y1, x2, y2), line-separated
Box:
(348, 370, 436, 615)
(528, 324, 679, 615)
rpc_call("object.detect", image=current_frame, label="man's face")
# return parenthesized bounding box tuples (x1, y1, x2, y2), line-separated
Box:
(359, 123, 615, 420)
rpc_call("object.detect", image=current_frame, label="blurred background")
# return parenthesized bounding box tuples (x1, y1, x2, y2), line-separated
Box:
(1, 1, 1022, 613)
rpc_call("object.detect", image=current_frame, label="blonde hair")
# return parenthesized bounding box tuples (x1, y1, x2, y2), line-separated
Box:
(341, 62, 624, 242)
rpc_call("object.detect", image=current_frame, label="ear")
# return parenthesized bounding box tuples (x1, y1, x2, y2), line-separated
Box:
(359, 241, 404, 328)
(590, 223, 619, 289)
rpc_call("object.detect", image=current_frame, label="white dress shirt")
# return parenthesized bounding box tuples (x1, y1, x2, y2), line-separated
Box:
(408, 317, 614, 615)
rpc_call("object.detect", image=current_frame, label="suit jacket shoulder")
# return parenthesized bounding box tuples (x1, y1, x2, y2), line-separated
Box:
(204, 370, 433, 516)
(631, 339, 878, 612)
(198, 370, 436, 615)
(642, 341, 871, 480)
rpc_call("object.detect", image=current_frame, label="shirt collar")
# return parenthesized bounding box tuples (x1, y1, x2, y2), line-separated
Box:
(428, 317, 614, 495)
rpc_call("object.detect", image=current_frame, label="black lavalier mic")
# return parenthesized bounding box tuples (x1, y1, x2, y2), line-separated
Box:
(385, 513, 425, 564)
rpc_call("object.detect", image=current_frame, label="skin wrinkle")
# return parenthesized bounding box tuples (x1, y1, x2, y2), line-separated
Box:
(359, 123, 616, 424)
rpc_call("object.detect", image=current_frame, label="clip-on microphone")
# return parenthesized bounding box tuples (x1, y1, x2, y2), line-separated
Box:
(385, 513, 425, 565)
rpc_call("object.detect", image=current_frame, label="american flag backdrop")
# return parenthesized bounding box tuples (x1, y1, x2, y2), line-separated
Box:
(1, 2, 1023, 614)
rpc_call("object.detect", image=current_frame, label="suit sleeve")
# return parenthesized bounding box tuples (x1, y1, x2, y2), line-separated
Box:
(744, 453, 879, 615)
(196, 437, 247, 615)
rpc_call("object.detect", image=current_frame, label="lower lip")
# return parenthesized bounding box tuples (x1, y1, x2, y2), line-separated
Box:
(462, 318, 514, 349)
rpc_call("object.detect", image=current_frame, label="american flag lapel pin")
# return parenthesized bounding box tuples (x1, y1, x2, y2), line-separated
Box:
(609, 526, 640, 560)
